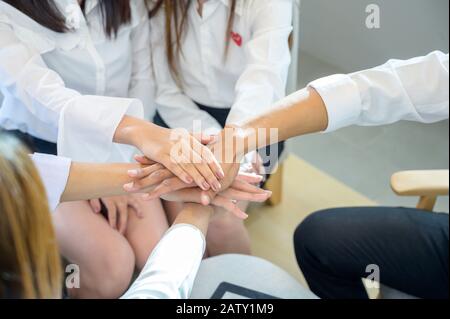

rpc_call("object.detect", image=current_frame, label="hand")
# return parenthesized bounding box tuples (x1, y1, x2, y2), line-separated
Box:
(157, 173, 270, 219)
(122, 155, 177, 194)
(89, 195, 144, 234)
(114, 116, 224, 191)
(137, 124, 224, 191)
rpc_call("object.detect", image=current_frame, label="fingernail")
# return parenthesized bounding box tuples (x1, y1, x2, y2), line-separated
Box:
(265, 191, 273, 196)
(202, 182, 210, 191)
(213, 182, 222, 192)
(123, 182, 134, 191)
(238, 211, 249, 220)
(128, 169, 139, 177)
(217, 170, 225, 179)
(185, 176, 193, 184)
(201, 194, 210, 205)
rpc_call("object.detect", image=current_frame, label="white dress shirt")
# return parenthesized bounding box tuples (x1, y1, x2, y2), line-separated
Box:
(31, 153, 205, 299)
(31, 153, 72, 211)
(151, 0, 293, 133)
(309, 51, 449, 131)
(0, 0, 155, 163)
(121, 224, 206, 299)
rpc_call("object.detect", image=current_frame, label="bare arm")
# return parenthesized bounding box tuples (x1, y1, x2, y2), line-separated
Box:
(60, 162, 142, 202)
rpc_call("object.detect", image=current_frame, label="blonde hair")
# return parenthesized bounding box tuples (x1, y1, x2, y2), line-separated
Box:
(0, 133, 62, 299)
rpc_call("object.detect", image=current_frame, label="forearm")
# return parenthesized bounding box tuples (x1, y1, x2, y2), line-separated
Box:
(61, 162, 140, 202)
(113, 115, 160, 149)
(237, 87, 329, 155)
(173, 203, 214, 237)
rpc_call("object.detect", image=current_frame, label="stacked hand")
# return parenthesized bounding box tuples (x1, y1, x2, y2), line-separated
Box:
(123, 148, 269, 219)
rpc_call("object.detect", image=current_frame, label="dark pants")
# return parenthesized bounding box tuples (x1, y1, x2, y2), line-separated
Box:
(7, 130, 57, 155)
(294, 207, 449, 299)
(154, 104, 285, 176)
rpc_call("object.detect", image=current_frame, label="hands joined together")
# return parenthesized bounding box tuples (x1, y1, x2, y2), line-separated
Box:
(128, 126, 269, 215)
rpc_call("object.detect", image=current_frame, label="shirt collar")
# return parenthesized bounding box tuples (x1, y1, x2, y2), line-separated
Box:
(218, 0, 244, 16)
(84, 0, 99, 15)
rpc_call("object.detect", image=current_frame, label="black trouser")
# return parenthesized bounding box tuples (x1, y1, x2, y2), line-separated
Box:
(6, 130, 57, 154)
(154, 104, 285, 177)
(294, 207, 449, 299)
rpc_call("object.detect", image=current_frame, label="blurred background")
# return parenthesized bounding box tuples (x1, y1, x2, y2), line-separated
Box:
(289, 0, 449, 212)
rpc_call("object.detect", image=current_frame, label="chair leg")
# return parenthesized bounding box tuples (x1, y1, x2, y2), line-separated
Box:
(416, 196, 437, 212)
(265, 163, 284, 206)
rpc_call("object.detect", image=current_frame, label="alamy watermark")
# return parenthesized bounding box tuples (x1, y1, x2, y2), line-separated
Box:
(65, 264, 80, 289)
(366, 4, 381, 29)
(365, 264, 380, 289)
(169, 121, 280, 173)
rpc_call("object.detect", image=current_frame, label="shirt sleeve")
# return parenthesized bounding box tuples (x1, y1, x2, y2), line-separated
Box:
(128, 0, 157, 121)
(121, 224, 206, 299)
(226, 0, 293, 126)
(150, 15, 222, 134)
(0, 27, 144, 162)
(31, 153, 72, 212)
(309, 51, 450, 132)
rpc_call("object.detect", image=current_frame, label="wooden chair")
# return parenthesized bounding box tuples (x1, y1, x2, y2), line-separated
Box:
(390, 169, 449, 211)
(265, 164, 285, 206)
(264, 0, 301, 206)
(377, 169, 449, 299)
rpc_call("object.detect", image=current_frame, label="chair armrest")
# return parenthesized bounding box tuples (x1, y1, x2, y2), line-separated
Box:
(391, 170, 449, 197)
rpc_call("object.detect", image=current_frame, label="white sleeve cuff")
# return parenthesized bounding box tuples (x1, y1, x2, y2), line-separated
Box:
(31, 153, 71, 211)
(121, 224, 205, 299)
(309, 74, 362, 132)
(57, 96, 144, 162)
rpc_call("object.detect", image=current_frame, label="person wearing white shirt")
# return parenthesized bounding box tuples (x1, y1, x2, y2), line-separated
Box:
(149, 0, 293, 257)
(0, 0, 225, 299)
(0, 131, 270, 299)
(202, 51, 448, 299)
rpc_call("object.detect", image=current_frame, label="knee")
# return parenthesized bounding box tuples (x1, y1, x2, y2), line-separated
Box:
(88, 243, 135, 299)
(294, 209, 339, 261)
(209, 213, 245, 239)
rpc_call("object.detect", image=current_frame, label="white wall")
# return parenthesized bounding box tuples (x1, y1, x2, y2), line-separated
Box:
(298, 0, 449, 74)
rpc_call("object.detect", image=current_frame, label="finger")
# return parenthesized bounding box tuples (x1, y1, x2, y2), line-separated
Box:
(192, 132, 216, 145)
(178, 159, 211, 191)
(89, 199, 101, 214)
(165, 159, 194, 185)
(221, 189, 271, 203)
(124, 169, 173, 193)
(128, 198, 144, 219)
(190, 151, 222, 192)
(105, 202, 118, 230)
(236, 172, 264, 184)
(231, 179, 267, 194)
(192, 138, 224, 179)
(143, 177, 194, 201)
(117, 203, 128, 235)
(127, 164, 164, 179)
(212, 196, 249, 220)
(134, 155, 155, 165)
(200, 190, 218, 206)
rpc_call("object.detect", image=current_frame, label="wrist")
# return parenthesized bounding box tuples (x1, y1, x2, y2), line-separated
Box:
(184, 203, 214, 215)
(223, 125, 254, 161)
(114, 116, 148, 148)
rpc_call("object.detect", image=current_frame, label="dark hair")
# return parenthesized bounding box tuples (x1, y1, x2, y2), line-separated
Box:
(149, 0, 237, 81)
(3, 0, 132, 38)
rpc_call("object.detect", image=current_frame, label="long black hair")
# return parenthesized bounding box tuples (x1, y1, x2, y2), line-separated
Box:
(3, 0, 131, 38)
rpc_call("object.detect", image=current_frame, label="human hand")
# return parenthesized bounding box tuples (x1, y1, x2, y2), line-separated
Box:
(89, 195, 145, 234)
(139, 124, 225, 191)
(115, 116, 224, 191)
(156, 173, 269, 219)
